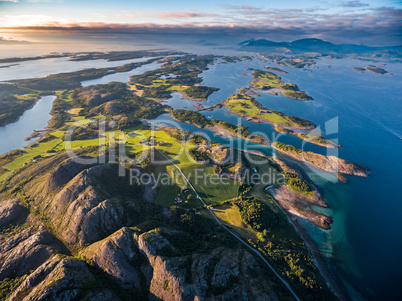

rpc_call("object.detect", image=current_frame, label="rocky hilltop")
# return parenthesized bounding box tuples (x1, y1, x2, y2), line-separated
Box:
(0, 151, 295, 300)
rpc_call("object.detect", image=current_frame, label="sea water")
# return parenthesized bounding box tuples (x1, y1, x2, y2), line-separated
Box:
(1, 48, 401, 300)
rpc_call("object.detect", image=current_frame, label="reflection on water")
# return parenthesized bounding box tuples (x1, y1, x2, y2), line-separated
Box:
(0, 95, 56, 155)
(81, 60, 162, 86)
(0, 56, 155, 82)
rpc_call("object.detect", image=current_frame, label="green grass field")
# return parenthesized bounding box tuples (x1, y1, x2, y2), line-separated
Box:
(248, 155, 284, 212)
(251, 70, 312, 101)
(180, 164, 239, 206)
(210, 204, 256, 240)
(251, 70, 286, 90)
(224, 94, 291, 126)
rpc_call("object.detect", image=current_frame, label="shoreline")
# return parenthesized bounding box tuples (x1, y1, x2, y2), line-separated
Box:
(271, 144, 370, 179)
(174, 90, 209, 102)
(272, 156, 328, 208)
(208, 124, 269, 145)
(248, 71, 313, 101)
(290, 216, 345, 300)
(0, 95, 41, 128)
(264, 178, 343, 298)
(223, 103, 316, 130)
(273, 125, 342, 149)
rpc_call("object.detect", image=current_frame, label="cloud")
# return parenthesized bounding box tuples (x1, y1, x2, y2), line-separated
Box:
(117, 13, 138, 18)
(223, 5, 262, 11)
(1, 5, 401, 45)
(156, 12, 218, 18)
(115, 11, 219, 19)
(340, 1, 369, 8)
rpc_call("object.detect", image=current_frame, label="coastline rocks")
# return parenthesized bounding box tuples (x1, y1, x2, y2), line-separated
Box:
(272, 142, 371, 177)
(270, 158, 333, 229)
(269, 185, 333, 229)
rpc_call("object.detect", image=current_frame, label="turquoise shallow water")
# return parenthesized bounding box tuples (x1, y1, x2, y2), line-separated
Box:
(151, 57, 402, 300)
(0, 50, 401, 300)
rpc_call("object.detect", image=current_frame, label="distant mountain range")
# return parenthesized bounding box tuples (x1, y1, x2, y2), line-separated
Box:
(238, 38, 402, 57)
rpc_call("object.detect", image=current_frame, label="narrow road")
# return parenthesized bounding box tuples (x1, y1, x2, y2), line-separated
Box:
(155, 148, 300, 301)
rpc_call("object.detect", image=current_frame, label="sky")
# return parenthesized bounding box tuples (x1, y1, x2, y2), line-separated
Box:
(0, 0, 401, 45)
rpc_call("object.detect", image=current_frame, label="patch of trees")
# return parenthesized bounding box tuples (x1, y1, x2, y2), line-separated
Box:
(170, 109, 211, 128)
(71, 127, 96, 140)
(142, 86, 172, 99)
(235, 198, 284, 230)
(272, 142, 302, 154)
(277, 112, 315, 127)
(131, 55, 218, 91)
(183, 86, 219, 100)
(214, 162, 237, 174)
(190, 148, 211, 163)
(211, 120, 251, 138)
(0, 274, 28, 300)
(132, 100, 167, 120)
(71, 82, 167, 127)
(283, 171, 313, 195)
(283, 90, 313, 101)
(48, 96, 67, 129)
(0, 94, 37, 127)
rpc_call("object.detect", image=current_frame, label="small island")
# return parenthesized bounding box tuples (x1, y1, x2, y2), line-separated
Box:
(223, 89, 315, 129)
(265, 66, 288, 74)
(272, 142, 371, 178)
(273, 126, 341, 149)
(250, 69, 313, 101)
(353, 65, 391, 75)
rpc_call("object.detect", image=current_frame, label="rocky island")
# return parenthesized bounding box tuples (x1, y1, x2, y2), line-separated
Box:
(273, 126, 341, 149)
(272, 142, 371, 178)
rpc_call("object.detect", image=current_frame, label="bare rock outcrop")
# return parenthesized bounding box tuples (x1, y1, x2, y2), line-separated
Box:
(0, 199, 24, 227)
(5, 255, 108, 301)
(268, 185, 333, 229)
(80, 228, 145, 291)
(43, 158, 96, 194)
(40, 164, 124, 246)
(14, 156, 133, 247)
(0, 226, 60, 280)
(80, 227, 281, 301)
